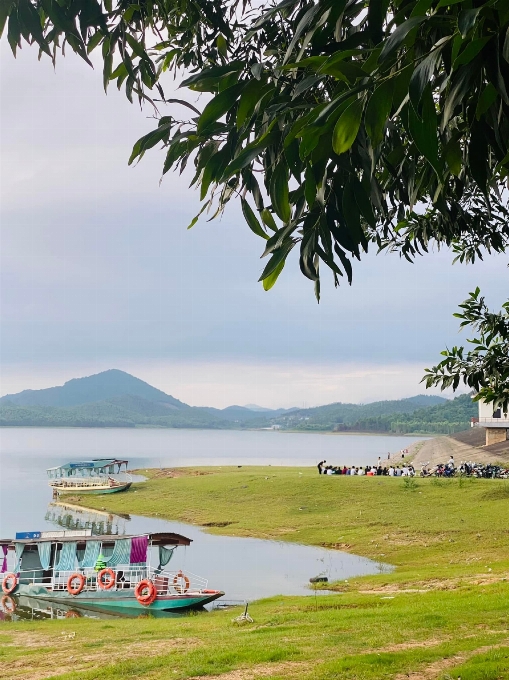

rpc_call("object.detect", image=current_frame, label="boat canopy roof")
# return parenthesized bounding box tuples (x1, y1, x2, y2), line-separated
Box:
(0, 531, 191, 549)
(46, 459, 128, 472)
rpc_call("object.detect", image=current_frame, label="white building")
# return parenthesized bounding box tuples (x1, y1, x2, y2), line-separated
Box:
(473, 398, 509, 445)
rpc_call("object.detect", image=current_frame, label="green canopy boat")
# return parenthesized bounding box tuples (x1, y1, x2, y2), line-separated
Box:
(47, 459, 132, 496)
(0, 531, 224, 615)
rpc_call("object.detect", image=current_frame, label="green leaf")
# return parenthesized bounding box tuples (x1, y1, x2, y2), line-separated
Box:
(197, 83, 244, 134)
(87, 30, 103, 55)
(406, 87, 440, 177)
(128, 124, 171, 165)
(441, 63, 476, 130)
(468, 122, 488, 195)
(319, 60, 367, 83)
(181, 61, 244, 92)
(458, 8, 480, 39)
(378, 16, 426, 63)
(365, 79, 393, 147)
(262, 259, 285, 290)
(125, 33, 146, 59)
(409, 48, 442, 111)
(453, 36, 491, 69)
(261, 209, 278, 232)
(475, 83, 498, 119)
(504, 26, 509, 64)
(222, 122, 277, 178)
(367, 0, 390, 44)
(216, 34, 227, 57)
(187, 203, 208, 230)
(444, 138, 462, 176)
(241, 198, 268, 239)
(236, 79, 271, 129)
(270, 162, 291, 223)
(332, 97, 364, 155)
(283, 3, 321, 64)
(258, 242, 293, 282)
(0, 0, 14, 38)
(304, 165, 317, 207)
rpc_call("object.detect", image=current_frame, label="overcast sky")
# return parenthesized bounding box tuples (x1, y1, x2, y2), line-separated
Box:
(0, 42, 506, 408)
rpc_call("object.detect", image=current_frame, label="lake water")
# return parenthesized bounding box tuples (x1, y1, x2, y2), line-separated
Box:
(0, 428, 425, 615)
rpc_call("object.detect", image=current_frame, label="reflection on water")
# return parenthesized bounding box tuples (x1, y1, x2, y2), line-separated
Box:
(0, 594, 198, 622)
(45, 502, 130, 536)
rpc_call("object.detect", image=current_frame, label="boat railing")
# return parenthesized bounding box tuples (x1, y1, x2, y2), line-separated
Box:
(48, 473, 132, 489)
(18, 566, 208, 594)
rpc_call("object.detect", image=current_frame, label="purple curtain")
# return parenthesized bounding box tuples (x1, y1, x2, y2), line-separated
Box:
(130, 536, 148, 564)
(1, 545, 8, 574)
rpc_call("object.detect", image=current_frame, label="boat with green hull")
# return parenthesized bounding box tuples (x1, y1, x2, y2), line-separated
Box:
(47, 459, 133, 496)
(1, 531, 224, 615)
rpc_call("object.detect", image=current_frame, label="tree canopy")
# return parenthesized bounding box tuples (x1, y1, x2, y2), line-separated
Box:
(424, 289, 509, 412)
(3, 0, 509, 297)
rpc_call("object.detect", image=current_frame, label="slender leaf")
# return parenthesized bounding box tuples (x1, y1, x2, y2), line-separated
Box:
(332, 97, 364, 155)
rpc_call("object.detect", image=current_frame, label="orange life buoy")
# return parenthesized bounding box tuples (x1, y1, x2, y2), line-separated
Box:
(0, 595, 16, 614)
(97, 568, 115, 590)
(134, 579, 157, 606)
(173, 571, 190, 594)
(67, 573, 86, 596)
(2, 573, 17, 595)
(65, 610, 81, 618)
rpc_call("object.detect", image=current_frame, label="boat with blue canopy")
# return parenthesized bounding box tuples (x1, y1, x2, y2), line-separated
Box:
(0, 530, 224, 614)
(47, 459, 132, 496)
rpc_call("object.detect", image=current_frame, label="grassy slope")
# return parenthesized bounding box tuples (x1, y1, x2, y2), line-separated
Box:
(2, 467, 509, 680)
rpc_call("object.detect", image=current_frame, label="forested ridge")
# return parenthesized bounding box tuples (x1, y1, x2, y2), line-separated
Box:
(0, 370, 475, 433)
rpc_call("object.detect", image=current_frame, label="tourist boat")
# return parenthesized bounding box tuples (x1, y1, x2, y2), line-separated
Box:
(0, 530, 224, 614)
(47, 459, 132, 496)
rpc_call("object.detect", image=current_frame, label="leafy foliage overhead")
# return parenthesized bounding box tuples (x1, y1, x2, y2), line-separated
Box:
(423, 288, 509, 411)
(3, 0, 509, 295)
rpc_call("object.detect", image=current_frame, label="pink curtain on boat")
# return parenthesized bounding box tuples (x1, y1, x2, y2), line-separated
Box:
(1, 545, 8, 573)
(130, 536, 148, 564)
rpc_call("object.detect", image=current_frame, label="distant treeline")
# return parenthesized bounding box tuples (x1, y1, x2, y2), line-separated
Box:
(282, 395, 476, 434)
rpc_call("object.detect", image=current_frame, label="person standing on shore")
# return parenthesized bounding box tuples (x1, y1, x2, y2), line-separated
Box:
(317, 460, 326, 475)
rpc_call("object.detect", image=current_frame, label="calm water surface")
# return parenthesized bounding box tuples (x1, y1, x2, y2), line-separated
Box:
(0, 428, 425, 613)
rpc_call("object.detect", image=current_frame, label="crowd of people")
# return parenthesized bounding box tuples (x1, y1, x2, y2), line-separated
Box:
(317, 459, 416, 477)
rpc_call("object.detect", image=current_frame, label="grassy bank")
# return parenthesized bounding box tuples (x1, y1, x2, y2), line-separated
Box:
(76, 466, 509, 584)
(2, 467, 509, 679)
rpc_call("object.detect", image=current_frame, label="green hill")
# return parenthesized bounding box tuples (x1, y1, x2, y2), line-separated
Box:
(269, 395, 449, 431)
(269, 394, 475, 435)
(0, 369, 185, 409)
(0, 370, 474, 434)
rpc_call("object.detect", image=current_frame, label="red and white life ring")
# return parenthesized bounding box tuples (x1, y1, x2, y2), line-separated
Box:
(97, 568, 116, 590)
(0, 595, 16, 614)
(134, 579, 157, 606)
(67, 573, 86, 596)
(173, 571, 190, 594)
(1, 573, 17, 595)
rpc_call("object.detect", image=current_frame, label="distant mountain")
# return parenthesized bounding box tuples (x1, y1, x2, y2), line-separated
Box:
(264, 394, 477, 435)
(0, 370, 469, 434)
(0, 369, 185, 409)
(243, 404, 277, 412)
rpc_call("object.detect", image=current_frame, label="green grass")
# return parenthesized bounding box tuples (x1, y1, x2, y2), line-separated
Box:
(2, 467, 509, 679)
(77, 467, 509, 584)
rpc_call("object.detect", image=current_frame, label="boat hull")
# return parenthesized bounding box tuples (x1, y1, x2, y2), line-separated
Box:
(14, 583, 223, 612)
(53, 482, 132, 495)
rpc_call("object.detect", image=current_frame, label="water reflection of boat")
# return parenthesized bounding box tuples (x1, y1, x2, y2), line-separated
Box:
(1, 531, 224, 614)
(0, 594, 198, 621)
(47, 459, 132, 496)
(45, 502, 130, 536)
